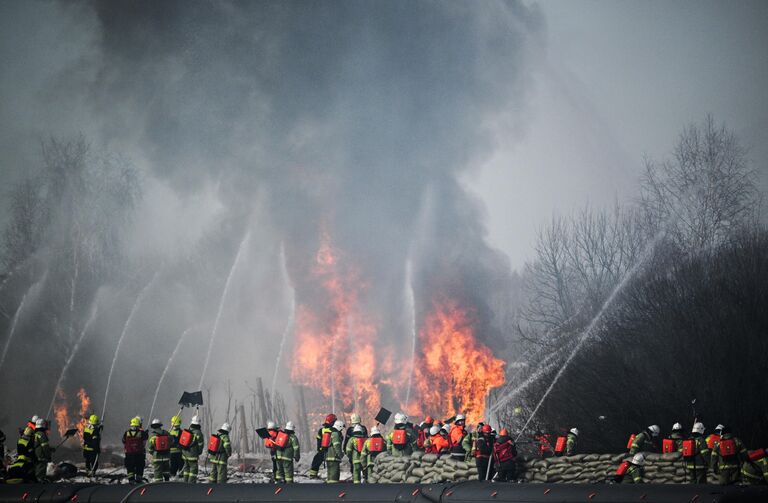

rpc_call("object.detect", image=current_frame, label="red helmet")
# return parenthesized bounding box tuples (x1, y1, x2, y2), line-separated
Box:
(481, 424, 492, 434)
(424, 415, 434, 424)
(325, 414, 337, 425)
(500, 428, 509, 436)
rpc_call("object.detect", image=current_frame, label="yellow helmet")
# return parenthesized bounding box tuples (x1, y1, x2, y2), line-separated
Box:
(171, 415, 182, 426)
(89, 414, 100, 425)
(130, 417, 141, 427)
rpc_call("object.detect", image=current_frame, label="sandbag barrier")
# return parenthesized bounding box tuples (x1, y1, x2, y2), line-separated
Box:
(0, 482, 766, 503)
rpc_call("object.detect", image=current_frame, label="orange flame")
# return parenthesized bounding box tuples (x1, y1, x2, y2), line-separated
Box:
(77, 388, 91, 435)
(53, 387, 92, 438)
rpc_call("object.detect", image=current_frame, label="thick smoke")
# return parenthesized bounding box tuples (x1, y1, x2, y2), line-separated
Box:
(0, 1, 542, 436)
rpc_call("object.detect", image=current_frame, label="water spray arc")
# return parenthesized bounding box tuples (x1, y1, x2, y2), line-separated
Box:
(101, 271, 161, 417)
(270, 243, 295, 410)
(198, 230, 251, 390)
(149, 325, 196, 421)
(0, 273, 47, 373)
(404, 257, 417, 407)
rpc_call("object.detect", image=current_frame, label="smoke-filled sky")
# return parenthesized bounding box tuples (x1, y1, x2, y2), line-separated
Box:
(0, 0, 766, 434)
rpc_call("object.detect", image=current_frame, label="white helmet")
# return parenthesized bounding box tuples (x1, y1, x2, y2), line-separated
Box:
(35, 418, 46, 429)
(429, 425, 441, 436)
(648, 425, 660, 437)
(31, 415, 40, 423)
(220, 422, 230, 432)
(692, 422, 705, 434)
(632, 453, 645, 466)
(672, 422, 682, 432)
(441, 423, 451, 433)
(151, 418, 162, 427)
(353, 424, 364, 434)
(285, 421, 295, 432)
(371, 426, 381, 436)
(350, 413, 361, 424)
(569, 428, 579, 436)
(715, 424, 724, 433)
(267, 421, 277, 430)
(455, 413, 465, 422)
(190, 415, 201, 426)
(394, 413, 406, 425)
(333, 420, 345, 431)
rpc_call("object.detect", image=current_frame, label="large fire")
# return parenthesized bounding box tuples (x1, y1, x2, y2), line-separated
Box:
(290, 228, 505, 427)
(53, 387, 91, 438)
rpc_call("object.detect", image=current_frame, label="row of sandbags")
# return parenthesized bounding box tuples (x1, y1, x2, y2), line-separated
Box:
(370, 452, 479, 484)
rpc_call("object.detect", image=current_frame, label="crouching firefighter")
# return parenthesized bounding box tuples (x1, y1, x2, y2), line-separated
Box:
(208, 423, 232, 483)
(180, 415, 204, 483)
(616, 453, 645, 484)
(148, 419, 172, 482)
(361, 426, 385, 482)
(741, 447, 768, 485)
(682, 422, 710, 484)
(6, 426, 36, 484)
(345, 424, 366, 484)
(275, 422, 300, 483)
(123, 417, 148, 483)
(309, 414, 336, 479)
(710, 425, 747, 485)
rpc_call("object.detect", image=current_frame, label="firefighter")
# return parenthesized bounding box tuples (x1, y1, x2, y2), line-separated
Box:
(209, 422, 232, 483)
(427, 424, 451, 455)
(309, 413, 337, 479)
(82, 414, 102, 474)
(474, 424, 494, 480)
(683, 422, 711, 484)
(33, 418, 52, 482)
(449, 414, 470, 460)
(706, 424, 724, 450)
(387, 413, 415, 457)
(493, 428, 517, 482)
(325, 420, 344, 484)
(345, 424, 366, 484)
(534, 430, 554, 458)
(6, 426, 36, 484)
(741, 447, 768, 485)
(668, 422, 684, 452)
(181, 415, 204, 483)
(169, 415, 183, 478)
(710, 425, 747, 485)
(344, 414, 367, 473)
(123, 416, 147, 483)
(566, 428, 578, 456)
(417, 416, 434, 452)
(618, 453, 645, 484)
(629, 425, 660, 454)
(148, 418, 171, 482)
(275, 421, 300, 483)
(265, 421, 279, 482)
(361, 426, 385, 482)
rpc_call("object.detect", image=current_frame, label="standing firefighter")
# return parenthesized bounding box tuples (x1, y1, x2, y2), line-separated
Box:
(629, 425, 660, 455)
(180, 415, 204, 483)
(682, 422, 710, 484)
(209, 423, 232, 484)
(345, 424, 366, 484)
(387, 413, 415, 457)
(325, 420, 344, 484)
(710, 425, 747, 485)
(6, 425, 36, 484)
(566, 428, 578, 456)
(123, 417, 147, 483)
(168, 415, 183, 478)
(82, 415, 102, 474)
(309, 414, 336, 479)
(275, 421, 300, 483)
(148, 419, 172, 482)
(493, 428, 517, 482)
(344, 414, 367, 473)
(449, 414, 470, 461)
(361, 426, 385, 482)
(616, 453, 645, 484)
(663, 423, 684, 453)
(474, 424, 494, 481)
(264, 421, 279, 482)
(33, 418, 52, 482)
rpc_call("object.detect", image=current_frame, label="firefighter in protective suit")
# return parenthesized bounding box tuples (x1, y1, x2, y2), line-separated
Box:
(683, 422, 711, 484)
(344, 414, 367, 473)
(387, 413, 416, 457)
(322, 420, 344, 483)
(668, 422, 684, 452)
(209, 423, 232, 483)
(181, 415, 204, 483)
(148, 419, 171, 482)
(741, 447, 768, 485)
(6, 426, 36, 483)
(620, 453, 645, 484)
(33, 418, 53, 482)
(264, 421, 279, 482)
(169, 415, 183, 477)
(474, 424, 494, 480)
(275, 421, 300, 483)
(493, 428, 517, 482)
(710, 425, 747, 485)
(449, 414, 471, 460)
(123, 417, 147, 483)
(629, 425, 660, 454)
(425, 425, 451, 455)
(345, 424, 366, 484)
(82, 415, 102, 474)
(566, 428, 578, 456)
(361, 426, 385, 482)
(309, 414, 337, 479)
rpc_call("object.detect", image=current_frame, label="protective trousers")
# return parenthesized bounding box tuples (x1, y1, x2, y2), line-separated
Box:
(718, 467, 740, 485)
(35, 462, 48, 482)
(350, 461, 363, 483)
(476, 457, 494, 481)
(182, 456, 199, 482)
(326, 460, 340, 483)
(309, 451, 325, 478)
(272, 455, 281, 482)
(685, 466, 707, 484)
(125, 453, 146, 483)
(277, 459, 295, 483)
(170, 452, 183, 477)
(153, 459, 171, 481)
(210, 461, 228, 483)
(84, 452, 99, 473)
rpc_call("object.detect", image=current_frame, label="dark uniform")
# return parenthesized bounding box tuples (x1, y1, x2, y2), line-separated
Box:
(309, 415, 337, 479)
(474, 427, 495, 481)
(123, 421, 148, 483)
(6, 427, 35, 484)
(82, 420, 102, 473)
